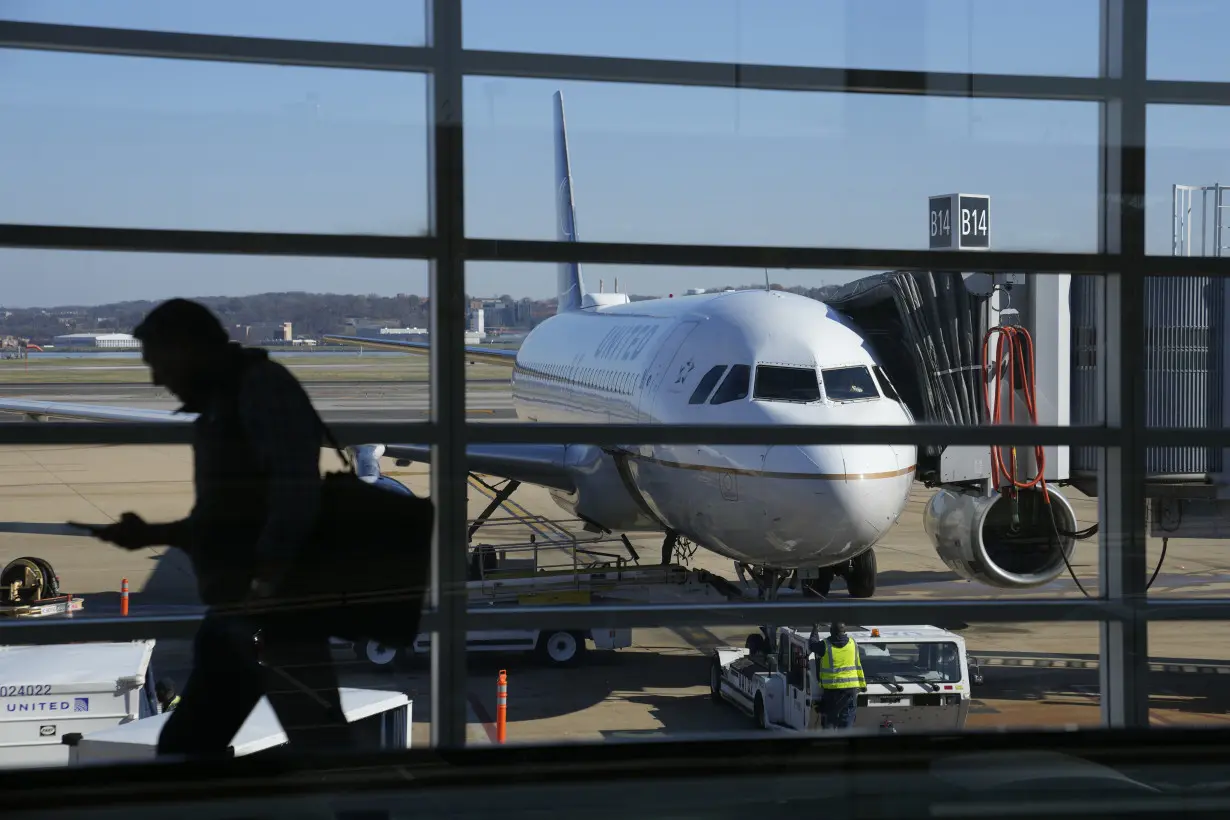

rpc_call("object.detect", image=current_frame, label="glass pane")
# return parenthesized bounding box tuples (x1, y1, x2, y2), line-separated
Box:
(0, 49, 430, 235)
(1147, 105, 1230, 256)
(753, 365, 821, 403)
(821, 365, 879, 401)
(1148, 622, 1230, 728)
(1148, 0, 1230, 82)
(465, 77, 1100, 251)
(464, 0, 1099, 77)
(2, 0, 427, 46)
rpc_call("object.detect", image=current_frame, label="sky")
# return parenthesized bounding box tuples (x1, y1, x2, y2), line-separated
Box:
(1, 0, 1229, 307)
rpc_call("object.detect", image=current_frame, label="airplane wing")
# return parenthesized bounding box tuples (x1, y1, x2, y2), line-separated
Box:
(382, 443, 574, 492)
(0, 400, 576, 494)
(322, 335, 517, 367)
(0, 399, 195, 423)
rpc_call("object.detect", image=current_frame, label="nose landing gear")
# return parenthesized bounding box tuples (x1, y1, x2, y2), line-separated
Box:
(798, 549, 878, 599)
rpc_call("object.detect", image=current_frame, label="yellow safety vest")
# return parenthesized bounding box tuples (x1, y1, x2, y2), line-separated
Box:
(819, 640, 866, 689)
(165, 696, 181, 712)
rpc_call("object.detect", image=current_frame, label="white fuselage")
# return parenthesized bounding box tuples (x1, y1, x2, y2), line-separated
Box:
(510, 289, 917, 570)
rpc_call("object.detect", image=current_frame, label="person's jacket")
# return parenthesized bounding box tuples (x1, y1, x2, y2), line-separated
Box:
(168, 345, 323, 607)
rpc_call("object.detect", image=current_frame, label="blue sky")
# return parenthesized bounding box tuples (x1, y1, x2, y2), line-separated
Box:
(1, 0, 1229, 307)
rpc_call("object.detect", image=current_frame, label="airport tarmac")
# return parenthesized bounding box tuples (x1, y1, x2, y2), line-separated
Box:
(2, 380, 1230, 750)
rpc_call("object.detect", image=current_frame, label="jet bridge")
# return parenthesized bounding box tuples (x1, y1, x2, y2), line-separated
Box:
(825, 267, 1081, 591)
(824, 269, 992, 487)
(814, 193, 1082, 591)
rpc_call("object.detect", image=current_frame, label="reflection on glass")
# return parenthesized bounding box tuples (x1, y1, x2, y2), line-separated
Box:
(0, 50, 430, 235)
(463, 0, 1099, 77)
(465, 77, 1099, 250)
(1, 0, 428, 45)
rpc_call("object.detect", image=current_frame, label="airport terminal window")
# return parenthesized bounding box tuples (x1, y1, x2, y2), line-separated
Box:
(753, 365, 822, 403)
(821, 366, 880, 402)
(871, 366, 902, 404)
(689, 365, 728, 404)
(709, 364, 751, 405)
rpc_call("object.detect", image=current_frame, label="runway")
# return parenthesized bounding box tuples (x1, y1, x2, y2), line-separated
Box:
(2, 378, 1229, 748)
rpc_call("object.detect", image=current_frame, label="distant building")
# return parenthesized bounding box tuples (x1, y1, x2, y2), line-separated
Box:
(228, 322, 293, 343)
(53, 332, 141, 349)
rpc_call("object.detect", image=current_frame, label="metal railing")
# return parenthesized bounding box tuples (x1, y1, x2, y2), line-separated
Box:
(0, 0, 1213, 744)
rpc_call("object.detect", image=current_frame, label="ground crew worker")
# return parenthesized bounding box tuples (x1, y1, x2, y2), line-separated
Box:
(808, 622, 866, 730)
(155, 679, 181, 713)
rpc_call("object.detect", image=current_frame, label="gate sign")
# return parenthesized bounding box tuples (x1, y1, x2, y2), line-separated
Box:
(929, 193, 990, 250)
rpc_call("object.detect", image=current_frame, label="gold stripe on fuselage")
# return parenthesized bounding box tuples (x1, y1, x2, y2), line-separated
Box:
(624, 452, 916, 482)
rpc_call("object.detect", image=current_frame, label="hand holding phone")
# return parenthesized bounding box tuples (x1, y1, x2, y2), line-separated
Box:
(66, 514, 154, 549)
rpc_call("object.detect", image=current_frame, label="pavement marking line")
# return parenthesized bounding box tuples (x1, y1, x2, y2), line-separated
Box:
(466, 690, 499, 743)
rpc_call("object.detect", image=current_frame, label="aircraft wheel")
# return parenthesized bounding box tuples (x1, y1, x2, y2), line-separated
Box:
(804, 568, 835, 598)
(846, 549, 877, 598)
(710, 659, 724, 702)
(754, 694, 769, 729)
(536, 630, 586, 667)
(356, 639, 401, 670)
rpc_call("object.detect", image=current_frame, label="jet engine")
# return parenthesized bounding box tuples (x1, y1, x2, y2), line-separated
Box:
(923, 485, 1078, 589)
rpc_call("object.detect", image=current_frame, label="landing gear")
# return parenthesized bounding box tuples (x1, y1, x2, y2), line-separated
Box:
(846, 549, 877, 599)
(659, 531, 697, 566)
(803, 568, 836, 598)
(798, 550, 878, 599)
(661, 532, 676, 565)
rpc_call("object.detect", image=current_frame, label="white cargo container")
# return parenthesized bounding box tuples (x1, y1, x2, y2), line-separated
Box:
(69, 687, 411, 764)
(0, 641, 158, 768)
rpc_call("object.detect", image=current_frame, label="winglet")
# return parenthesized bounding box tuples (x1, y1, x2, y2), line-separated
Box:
(554, 90, 586, 313)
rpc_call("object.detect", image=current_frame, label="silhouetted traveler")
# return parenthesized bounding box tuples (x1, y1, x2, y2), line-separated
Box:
(808, 622, 866, 730)
(75, 298, 352, 758)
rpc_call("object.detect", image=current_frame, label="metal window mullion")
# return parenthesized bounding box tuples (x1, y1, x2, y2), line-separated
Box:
(0, 224, 437, 259)
(19, 597, 1230, 645)
(426, 0, 468, 750)
(462, 238, 1230, 277)
(461, 49, 1110, 101)
(0, 20, 435, 73)
(1097, 0, 1150, 730)
(21, 421, 1230, 448)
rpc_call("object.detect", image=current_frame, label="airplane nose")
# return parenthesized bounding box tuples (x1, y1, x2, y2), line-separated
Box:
(832, 444, 914, 543)
(756, 445, 913, 564)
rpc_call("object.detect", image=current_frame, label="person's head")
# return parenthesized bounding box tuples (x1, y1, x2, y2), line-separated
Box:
(829, 622, 846, 638)
(154, 678, 176, 705)
(132, 299, 230, 401)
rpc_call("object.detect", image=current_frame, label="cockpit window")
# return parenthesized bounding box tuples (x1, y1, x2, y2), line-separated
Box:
(873, 365, 902, 403)
(710, 364, 751, 405)
(753, 365, 821, 403)
(821, 365, 880, 402)
(689, 365, 727, 405)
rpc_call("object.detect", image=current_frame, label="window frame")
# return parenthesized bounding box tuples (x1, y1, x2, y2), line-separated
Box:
(0, 1, 1182, 741)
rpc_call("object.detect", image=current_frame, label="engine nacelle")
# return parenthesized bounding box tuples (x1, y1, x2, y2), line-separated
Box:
(546, 445, 661, 533)
(923, 485, 1078, 589)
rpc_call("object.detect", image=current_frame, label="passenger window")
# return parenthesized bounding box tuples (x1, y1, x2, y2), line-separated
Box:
(753, 365, 821, 403)
(873, 365, 902, 403)
(688, 365, 728, 405)
(710, 364, 751, 405)
(822, 366, 881, 401)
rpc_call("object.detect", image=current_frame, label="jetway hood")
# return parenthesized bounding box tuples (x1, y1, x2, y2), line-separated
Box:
(822, 271, 991, 484)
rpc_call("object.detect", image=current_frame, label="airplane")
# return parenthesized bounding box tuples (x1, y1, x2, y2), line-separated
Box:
(0, 91, 1079, 600)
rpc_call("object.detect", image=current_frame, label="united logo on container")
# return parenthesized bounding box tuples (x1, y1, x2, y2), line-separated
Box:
(73, 698, 89, 712)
